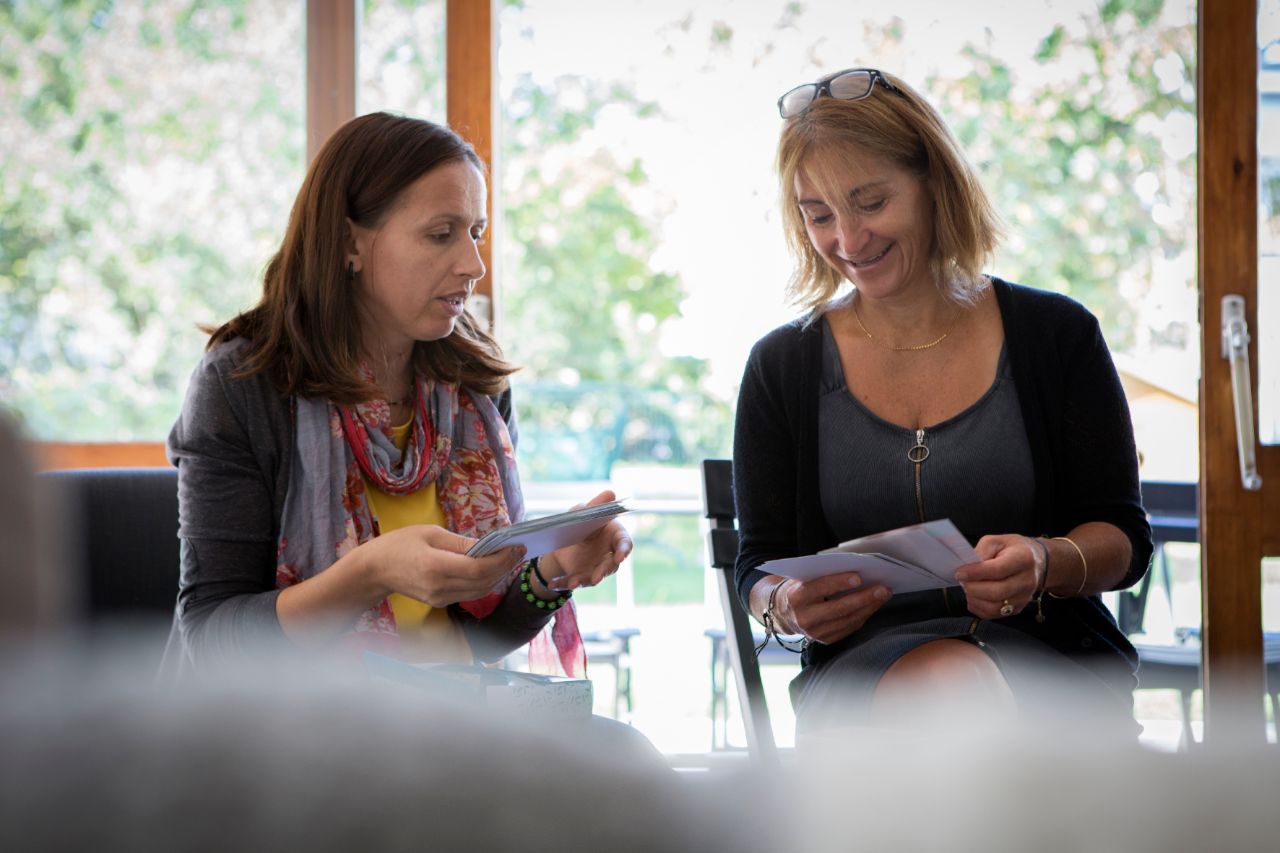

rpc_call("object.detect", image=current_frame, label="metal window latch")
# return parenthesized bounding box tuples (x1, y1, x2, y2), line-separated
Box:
(1220, 295, 1263, 491)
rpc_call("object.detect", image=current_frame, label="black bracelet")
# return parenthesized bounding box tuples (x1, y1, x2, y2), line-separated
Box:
(531, 557, 555, 590)
(756, 580, 809, 656)
(1030, 537, 1049, 624)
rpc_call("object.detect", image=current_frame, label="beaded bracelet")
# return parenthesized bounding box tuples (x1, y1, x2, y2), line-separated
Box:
(519, 562, 570, 612)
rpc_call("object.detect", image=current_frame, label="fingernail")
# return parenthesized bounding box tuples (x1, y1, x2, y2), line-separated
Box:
(874, 587, 890, 601)
(954, 571, 968, 582)
(848, 575, 862, 587)
(513, 546, 527, 561)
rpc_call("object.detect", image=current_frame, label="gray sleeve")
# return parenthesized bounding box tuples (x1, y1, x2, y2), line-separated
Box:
(167, 344, 290, 669)
(495, 385, 518, 450)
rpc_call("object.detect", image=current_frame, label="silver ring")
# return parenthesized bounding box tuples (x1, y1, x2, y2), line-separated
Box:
(999, 600, 1014, 617)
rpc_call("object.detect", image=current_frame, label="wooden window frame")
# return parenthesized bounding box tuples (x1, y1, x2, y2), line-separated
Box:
(34, 0, 496, 470)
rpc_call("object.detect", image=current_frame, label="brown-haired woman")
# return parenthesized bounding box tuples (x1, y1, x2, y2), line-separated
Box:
(733, 70, 1152, 738)
(163, 112, 630, 675)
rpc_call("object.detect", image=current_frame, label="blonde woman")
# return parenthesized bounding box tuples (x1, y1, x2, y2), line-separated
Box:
(733, 70, 1151, 737)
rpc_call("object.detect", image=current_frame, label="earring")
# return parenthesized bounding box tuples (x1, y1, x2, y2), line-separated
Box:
(347, 261, 354, 282)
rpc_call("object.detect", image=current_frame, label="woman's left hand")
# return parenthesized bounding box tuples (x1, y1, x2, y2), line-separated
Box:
(955, 534, 1046, 619)
(539, 490, 633, 592)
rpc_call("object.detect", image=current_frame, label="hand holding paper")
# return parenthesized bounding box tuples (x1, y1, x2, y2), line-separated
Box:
(762, 519, 978, 595)
(538, 490, 633, 591)
(466, 496, 629, 562)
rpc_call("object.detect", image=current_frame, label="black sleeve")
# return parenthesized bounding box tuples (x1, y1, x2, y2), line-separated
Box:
(1056, 312, 1153, 590)
(167, 349, 288, 669)
(732, 335, 803, 613)
(457, 562, 556, 664)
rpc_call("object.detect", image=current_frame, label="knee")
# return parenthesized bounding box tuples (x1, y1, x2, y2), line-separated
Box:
(871, 640, 1015, 722)
(880, 640, 1003, 689)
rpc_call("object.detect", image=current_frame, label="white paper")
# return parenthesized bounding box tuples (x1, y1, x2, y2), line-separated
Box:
(768, 518, 979, 594)
(466, 502, 628, 560)
(762, 552, 956, 595)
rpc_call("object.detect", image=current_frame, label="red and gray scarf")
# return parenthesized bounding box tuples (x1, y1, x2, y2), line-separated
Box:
(275, 376, 584, 676)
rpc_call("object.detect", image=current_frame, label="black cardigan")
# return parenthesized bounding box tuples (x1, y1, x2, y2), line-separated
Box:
(732, 278, 1153, 680)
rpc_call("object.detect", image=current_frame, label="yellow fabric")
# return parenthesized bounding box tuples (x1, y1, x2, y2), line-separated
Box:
(364, 420, 472, 663)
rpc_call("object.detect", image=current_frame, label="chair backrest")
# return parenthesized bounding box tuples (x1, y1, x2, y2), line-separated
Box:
(700, 458, 778, 764)
(38, 467, 180, 623)
(1118, 480, 1198, 636)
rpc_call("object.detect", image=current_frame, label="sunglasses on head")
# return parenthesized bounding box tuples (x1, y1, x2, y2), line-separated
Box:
(777, 68, 897, 118)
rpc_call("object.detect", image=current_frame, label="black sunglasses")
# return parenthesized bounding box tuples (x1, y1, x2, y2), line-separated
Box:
(777, 68, 897, 118)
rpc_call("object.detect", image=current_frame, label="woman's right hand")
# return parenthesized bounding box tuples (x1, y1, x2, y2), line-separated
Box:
(757, 572, 892, 645)
(362, 525, 527, 607)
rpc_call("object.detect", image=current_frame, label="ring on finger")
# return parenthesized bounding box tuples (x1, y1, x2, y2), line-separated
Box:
(999, 599, 1015, 617)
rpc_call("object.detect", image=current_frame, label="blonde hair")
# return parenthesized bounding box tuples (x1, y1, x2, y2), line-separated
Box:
(775, 72, 1002, 317)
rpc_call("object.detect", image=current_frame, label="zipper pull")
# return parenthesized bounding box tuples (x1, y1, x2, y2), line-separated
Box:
(908, 427, 929, 463)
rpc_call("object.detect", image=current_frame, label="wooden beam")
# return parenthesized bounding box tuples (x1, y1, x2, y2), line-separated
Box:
(32, 442, 169, 471)
(1197, 0, 1268, 742)
(446, 0, 498, 322)
(307, 0, 357, 164)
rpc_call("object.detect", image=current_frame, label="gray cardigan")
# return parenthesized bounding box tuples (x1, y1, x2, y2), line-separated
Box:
(161, 338, 553, 675)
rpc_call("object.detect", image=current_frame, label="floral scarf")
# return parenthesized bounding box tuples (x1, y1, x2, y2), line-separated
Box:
(275, 376, 584, 676)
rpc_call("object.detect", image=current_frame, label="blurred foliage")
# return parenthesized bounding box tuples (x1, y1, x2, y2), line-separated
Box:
(1, 0, 1196, 459)
(628, 513, 704, 605)
(925, 0, 1195, 346)
(1, 0, 304, 438)
(500, 73, 732, 478)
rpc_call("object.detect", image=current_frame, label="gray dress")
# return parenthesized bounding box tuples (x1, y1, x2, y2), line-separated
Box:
(792, 320, 1138, 734)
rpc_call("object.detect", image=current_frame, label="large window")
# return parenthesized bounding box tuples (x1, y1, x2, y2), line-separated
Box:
(1, 0, 305, 440)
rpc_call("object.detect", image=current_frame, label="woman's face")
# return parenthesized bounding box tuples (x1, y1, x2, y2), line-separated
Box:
(347, 159, 487, 353)
(793, 148, 935, 301)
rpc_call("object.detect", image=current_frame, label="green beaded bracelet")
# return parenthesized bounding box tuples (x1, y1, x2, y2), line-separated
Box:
(520, 563, 569, 612)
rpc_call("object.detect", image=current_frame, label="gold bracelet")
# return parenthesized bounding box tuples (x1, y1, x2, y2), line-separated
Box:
(1048, 535, 1087, 598)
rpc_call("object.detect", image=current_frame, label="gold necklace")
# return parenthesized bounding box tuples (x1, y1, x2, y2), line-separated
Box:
(852, 301, 957, 352)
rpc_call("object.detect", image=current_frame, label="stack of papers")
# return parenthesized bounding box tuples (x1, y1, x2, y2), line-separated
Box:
(761, 518, 980, 595)
(466, 500, 629, 560)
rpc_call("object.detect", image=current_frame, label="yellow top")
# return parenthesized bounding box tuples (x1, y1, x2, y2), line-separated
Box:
(363, 420, 473, 663)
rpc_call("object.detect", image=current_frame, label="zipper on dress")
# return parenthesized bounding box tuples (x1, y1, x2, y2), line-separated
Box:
(908, 427, 929, 521)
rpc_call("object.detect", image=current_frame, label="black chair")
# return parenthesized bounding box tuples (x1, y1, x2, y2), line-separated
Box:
(700, 458, 787, 765)
(703, 626, 798, 751)
(38, 467, 181, 624)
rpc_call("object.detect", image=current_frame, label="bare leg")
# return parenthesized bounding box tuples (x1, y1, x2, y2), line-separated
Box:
(869, 638, 1016, 728)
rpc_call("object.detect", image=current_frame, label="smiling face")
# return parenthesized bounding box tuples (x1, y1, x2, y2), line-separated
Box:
(346, 159, 487, 354)
(794, 148, 935, 301)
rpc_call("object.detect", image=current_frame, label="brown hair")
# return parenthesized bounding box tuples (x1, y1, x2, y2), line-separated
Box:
(776, 72, 1002, 316)
(208, 111, 515, 400)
